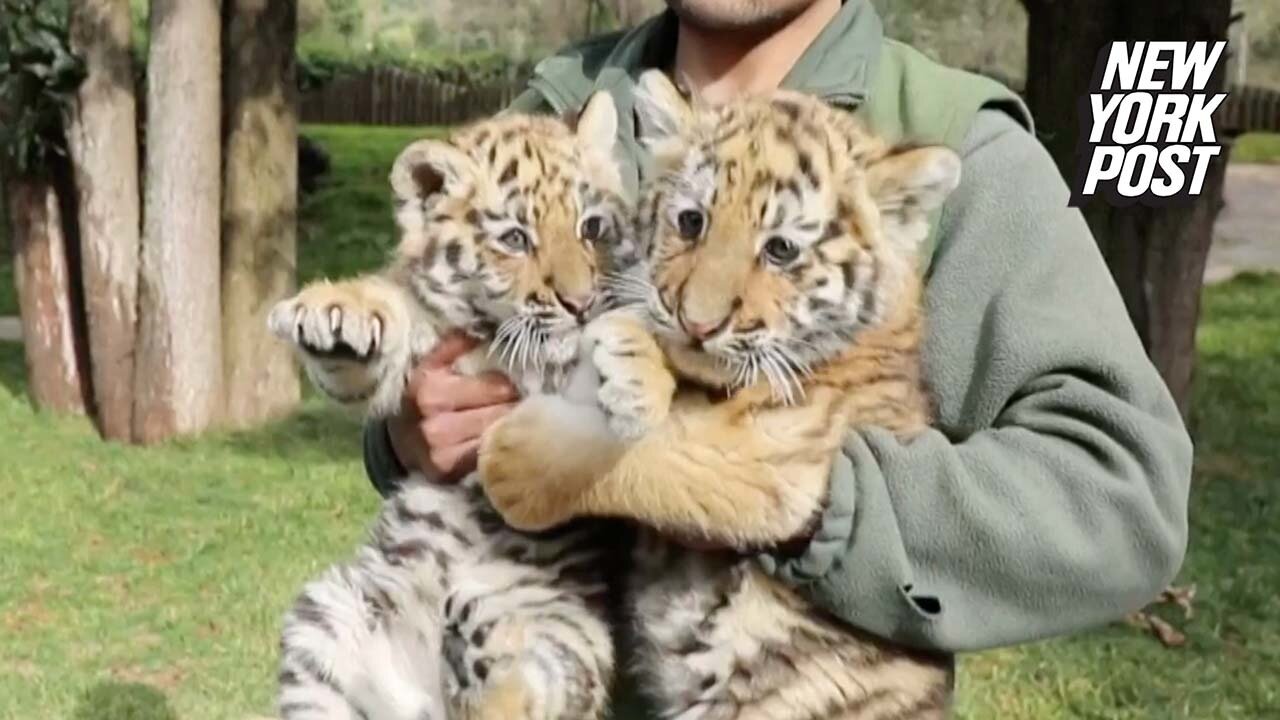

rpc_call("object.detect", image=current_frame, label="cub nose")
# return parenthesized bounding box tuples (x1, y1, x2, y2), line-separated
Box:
(555, 291, 595, 322)
(681, 313, 731, 341)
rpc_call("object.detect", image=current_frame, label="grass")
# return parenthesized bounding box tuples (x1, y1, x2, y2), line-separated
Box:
(296, 125, 445, 286)
(1233, 133, 1280, 165)
(1, 126, 1279, 719)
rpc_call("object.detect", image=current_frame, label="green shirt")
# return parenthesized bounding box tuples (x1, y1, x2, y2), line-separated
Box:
(365, 0, 1192, 705)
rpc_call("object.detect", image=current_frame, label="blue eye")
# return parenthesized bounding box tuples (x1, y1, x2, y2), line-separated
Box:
(763, 236, 799, 265)
(499, 228, 530, 252)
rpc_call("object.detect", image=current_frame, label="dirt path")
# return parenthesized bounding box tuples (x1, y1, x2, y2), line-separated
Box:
(1205, 163, 1280, 284)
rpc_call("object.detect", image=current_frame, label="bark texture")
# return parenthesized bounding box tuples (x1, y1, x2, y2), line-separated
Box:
(134, 0, 224, 442)
(65, 0, 141, 440)
(1022, 0, 1232, 417)
(221, 0, 301, 429)
(8, 173, 91, 414)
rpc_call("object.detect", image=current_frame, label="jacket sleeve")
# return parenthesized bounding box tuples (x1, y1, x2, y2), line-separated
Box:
(363, 419, 407, 498)
(759, 109, 1193, 652)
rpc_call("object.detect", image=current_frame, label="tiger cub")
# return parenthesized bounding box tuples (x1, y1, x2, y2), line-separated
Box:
(479, 70, 962, 719)
(267, 92, 633, 720)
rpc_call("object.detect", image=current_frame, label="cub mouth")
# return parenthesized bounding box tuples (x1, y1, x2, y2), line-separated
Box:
(489, 316, 584, 371)
(656, 334, 740, 391)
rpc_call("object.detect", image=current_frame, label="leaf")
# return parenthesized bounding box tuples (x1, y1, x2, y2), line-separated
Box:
(1123, 583, 1197, 649)
(1126, 611, 1188, 648)
(1159, 583, 1197, 620)
(0, 0, 80, 173)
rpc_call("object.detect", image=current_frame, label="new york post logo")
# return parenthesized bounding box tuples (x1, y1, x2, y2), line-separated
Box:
(1070, 41, 1228, 207)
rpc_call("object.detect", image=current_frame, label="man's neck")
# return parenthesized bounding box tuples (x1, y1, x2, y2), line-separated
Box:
(673, 0, 841, 105)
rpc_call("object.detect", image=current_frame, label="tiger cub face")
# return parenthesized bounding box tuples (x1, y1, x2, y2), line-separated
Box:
(390, 91, 634, 369)
(627, 70, 961, 396)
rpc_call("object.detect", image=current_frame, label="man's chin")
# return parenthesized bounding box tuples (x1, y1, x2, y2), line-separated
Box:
(666, 0, 815, 33)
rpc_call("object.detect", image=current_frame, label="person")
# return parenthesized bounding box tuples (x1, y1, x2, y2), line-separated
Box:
(364, 0, 1192, 712)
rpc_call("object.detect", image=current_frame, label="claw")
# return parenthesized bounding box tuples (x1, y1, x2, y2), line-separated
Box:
(329, 305, 342, 334)
(293, 305, 306, 343)
(371, 314, 383, 354)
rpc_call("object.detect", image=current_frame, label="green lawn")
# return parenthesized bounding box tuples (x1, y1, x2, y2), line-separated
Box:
(295, 125, 445, 286)
(1, 126, 1279, 719)
(1233, 132, 1280, 165)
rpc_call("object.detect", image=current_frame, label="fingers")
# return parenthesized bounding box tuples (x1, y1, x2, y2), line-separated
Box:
(421, 402, 516, 449)
(388, 407, 487, 483)
(391, 332, 518, 483)
(408, 332, 518, 413)
(421, 331, 482, 370)
(428, 438, 481, 482)
(410, 369, 519, 414)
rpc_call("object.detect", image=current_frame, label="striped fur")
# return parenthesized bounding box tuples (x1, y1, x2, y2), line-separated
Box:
(479, 72, 963, 719)
(274, 93, 631, 720)
(278, 479, 616, 720)
(267, 91, 638, 415)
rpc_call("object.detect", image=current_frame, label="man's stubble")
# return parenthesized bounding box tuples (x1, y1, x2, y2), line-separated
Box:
(666, 0, 821, 34)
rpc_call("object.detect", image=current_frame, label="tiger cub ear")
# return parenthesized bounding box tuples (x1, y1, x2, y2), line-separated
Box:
(389, 139, 477, 203)
(576, 91, 619, 156)
(634, 69, 692, 147)
(864, 145, 962, 249)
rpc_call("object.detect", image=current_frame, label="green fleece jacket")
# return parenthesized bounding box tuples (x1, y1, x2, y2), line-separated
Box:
(365, 0, 1191, 662)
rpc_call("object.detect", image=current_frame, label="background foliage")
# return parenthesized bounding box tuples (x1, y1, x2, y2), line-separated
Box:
(0, 0, 83, 175)
(287, 0, 1280, 89)
(111, 0, 1280, 93)
(1, 1, 1279, 718)
(295, 48, 529, 92)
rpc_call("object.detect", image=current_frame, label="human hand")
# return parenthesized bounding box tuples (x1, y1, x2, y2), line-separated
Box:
(386, 332, 519, 482)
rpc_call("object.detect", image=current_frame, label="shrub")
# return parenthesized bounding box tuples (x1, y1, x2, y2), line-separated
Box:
(296, 46, 530, 92)
(0, 0, 84, 175)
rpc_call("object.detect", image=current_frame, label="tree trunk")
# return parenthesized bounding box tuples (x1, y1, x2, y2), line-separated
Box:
(134, 0, 224, 443)
(65, 0, 142, 441)
(220, 0, 300, 429)
(1022, 0, 1232, 417)
(7, 171, 92, 414)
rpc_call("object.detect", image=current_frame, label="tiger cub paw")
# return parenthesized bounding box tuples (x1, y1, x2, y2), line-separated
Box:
(479, 396, 608, 531)
(268, 278, 407, 360)
(267, 278, 412, 413)
(444, 593, 538, 720)
(583, 311, 675, 441)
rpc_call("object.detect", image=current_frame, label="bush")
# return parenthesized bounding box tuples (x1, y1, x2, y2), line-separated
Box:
(296, 46, 531, 92)
(0, 0, 84, 175)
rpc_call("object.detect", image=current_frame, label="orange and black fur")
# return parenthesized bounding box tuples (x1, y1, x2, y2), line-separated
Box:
(480, 71, 963, 719)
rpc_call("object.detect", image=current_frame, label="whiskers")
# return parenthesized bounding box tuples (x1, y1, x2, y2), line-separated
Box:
(490, 314, 549, 372)
(603, 270, 815, 405)
(732, 341, 813, 406)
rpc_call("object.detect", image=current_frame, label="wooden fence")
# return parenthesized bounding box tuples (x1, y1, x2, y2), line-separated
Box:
(300, 68, 527, 127)
(301, 68, 1280, 137)
(1220, 84, 1280, 135)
